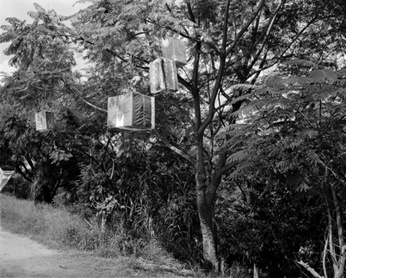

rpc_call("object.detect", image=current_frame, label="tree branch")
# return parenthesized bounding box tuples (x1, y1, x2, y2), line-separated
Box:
(75, 36, 129, 63)
(177, 74, 192, 92)
(152, 129, 195, 165)
(330, 183, 346, 277)
(247, 0, 285, 71)
(226, 0, 266, 56)
(63, 81, 107, 113)
(208, 153, 239, 202)
(221, 0, 231, 54)
(15, 164, 33, 182)
(186, 0, 196, 24)
(162, 24, 221, 55)
(327, 206, 338, 265)
(191, 40, 202, 131)
(322, 235, 328, 278)
(330, 183, 344, 251)
(197, 0, 232, 136)
(296, 260, 325, 278)
(247, 15, 319, 79)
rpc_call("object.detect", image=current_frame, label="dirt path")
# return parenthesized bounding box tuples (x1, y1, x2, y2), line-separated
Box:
(0, 227, 194, 278)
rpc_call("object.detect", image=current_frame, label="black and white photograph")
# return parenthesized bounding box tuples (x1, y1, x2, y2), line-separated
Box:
(0, 0, 348, 277)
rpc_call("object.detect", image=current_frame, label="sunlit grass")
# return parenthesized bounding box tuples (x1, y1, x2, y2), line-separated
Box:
(0, 193, 195, 276)
(0, 194, 152, 256)
(0, 193, 251, 277)
(0, 193, 98, 251)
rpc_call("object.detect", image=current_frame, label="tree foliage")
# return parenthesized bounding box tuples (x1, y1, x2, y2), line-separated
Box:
(0, 0, 345, 276)
(222, 66, 346, 277)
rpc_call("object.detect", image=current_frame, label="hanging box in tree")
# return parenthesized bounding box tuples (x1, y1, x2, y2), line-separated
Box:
(35, 111, 55, 131)
(107, 92, 155, 131)
(149, 57, 178, 94)
(161, 37, 187, 67)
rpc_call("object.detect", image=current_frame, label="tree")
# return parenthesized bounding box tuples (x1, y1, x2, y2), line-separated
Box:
(0, 104, 14, 168)
(0, 4, 84, 202)
(0, 0, 345, 271)
(224, 66, 346, 277)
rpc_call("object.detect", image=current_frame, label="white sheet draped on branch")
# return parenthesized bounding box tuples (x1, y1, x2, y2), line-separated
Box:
(0, 168, 15, 192)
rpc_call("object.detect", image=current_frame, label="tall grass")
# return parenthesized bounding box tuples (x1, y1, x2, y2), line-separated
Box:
(0, 194, 251, 277)
(0, 193, 172, 263)
(0, 193, 206, 277)
(0, 193, 98, 250)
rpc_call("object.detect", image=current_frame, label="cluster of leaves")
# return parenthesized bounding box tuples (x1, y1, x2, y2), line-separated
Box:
(1, 108, 84, 202)
(217, 67, 345, 276)
(0, 5, 77, 109)
(223, 67, 345, 181)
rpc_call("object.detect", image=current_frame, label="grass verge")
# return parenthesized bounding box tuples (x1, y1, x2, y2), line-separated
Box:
(0, 193, 251, 277)
(0, 193, 196, 276)
(0, 193, 98, 251)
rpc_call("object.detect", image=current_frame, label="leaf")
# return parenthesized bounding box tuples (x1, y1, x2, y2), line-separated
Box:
(50, 150, 73, 165)
(114, 21, 124, 32)
(0, 25, 13, 31)
(227, 149, 249, 163)
(27, 11, 39, 19)
(304, 150, 323, 166)
(0, 32, 16, 43)
(286, 76, 310, 86)
(33, 2, 46, 13)
(230, 90, 256, 104)
(227, 83, 256, 94)
(284, 59, 315, 67)
(5, 17, 22, 25)
(308, 69, 337, 82)
(227, 162, 252, 180)
(217, 124, 249, 139)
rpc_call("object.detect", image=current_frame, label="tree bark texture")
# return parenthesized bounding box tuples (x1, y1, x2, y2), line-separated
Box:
(197, 194, 218, 270)
(195, 142, 219, 270)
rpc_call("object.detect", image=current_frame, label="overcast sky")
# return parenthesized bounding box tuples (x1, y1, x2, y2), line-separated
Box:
(0, 0, 89, 76)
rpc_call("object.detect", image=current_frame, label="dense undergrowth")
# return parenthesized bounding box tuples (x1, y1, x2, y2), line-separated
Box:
(0, 192, 258, 277)
(0, 173, 338, 278)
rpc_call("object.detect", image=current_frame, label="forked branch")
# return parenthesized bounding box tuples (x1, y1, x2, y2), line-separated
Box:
(226, 0, 266, 56)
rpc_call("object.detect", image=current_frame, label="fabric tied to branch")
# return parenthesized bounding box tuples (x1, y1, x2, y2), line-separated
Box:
(0, 168, 14, 192)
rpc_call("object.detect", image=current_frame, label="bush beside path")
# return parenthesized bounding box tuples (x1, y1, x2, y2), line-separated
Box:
(0, 194, 195, 278)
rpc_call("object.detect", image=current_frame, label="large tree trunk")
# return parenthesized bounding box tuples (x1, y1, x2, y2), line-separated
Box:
(197, 189, 218, 270)
(195, 142, 219, 270)
(196, 181, 219, 270)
